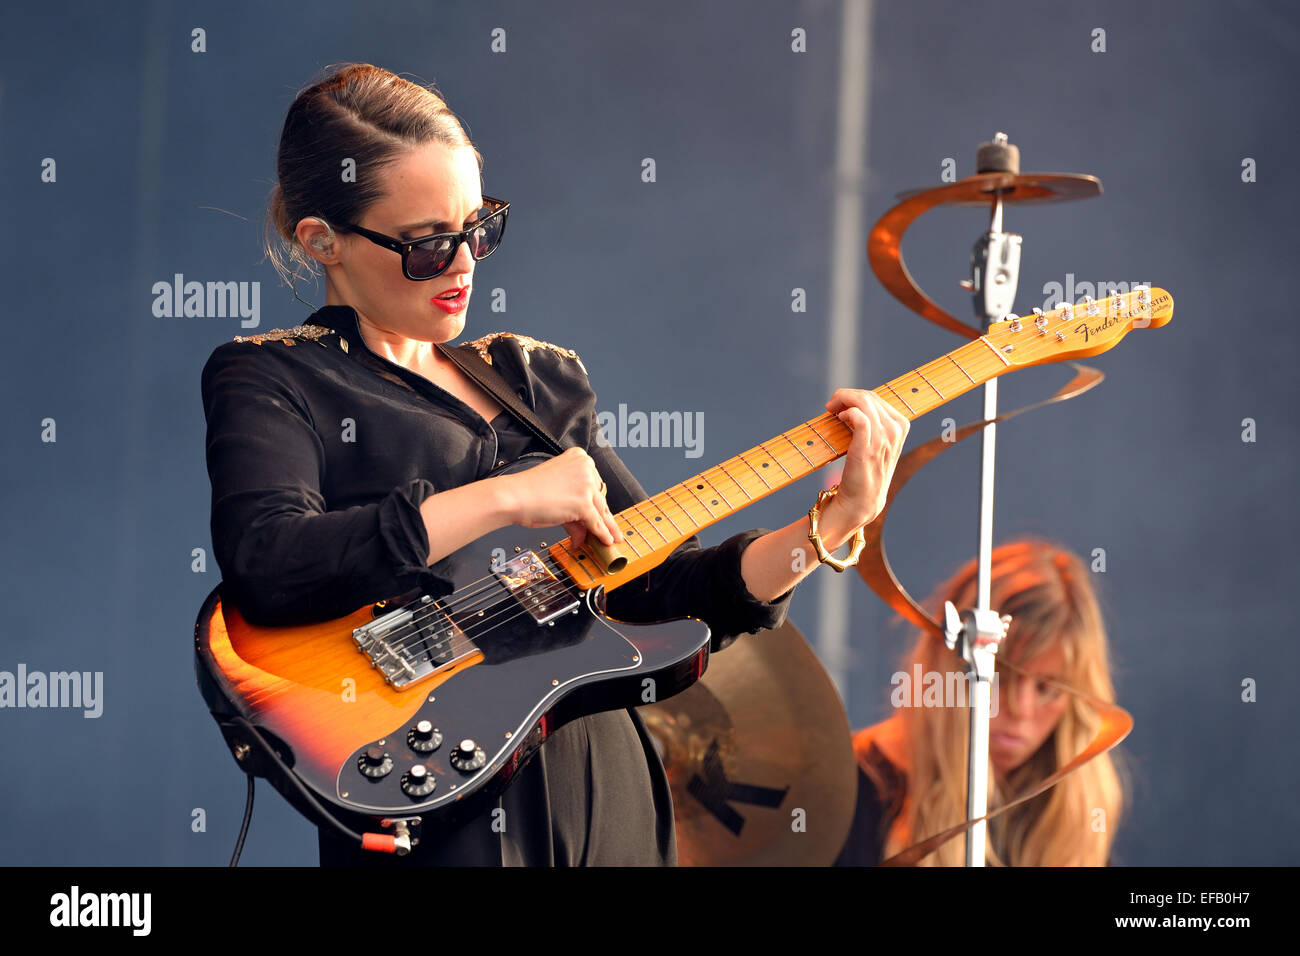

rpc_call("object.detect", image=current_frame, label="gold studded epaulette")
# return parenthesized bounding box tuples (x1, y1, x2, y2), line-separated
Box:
(232, 324, 343, 350)
(459, 331, 586, 374)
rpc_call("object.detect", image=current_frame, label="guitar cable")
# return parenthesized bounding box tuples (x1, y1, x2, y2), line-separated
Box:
(230, 774, 254, 866)
(226, 715, 406, 863)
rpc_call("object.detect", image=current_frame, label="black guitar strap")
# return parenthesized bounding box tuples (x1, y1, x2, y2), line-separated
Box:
(435, 340, 569, 457)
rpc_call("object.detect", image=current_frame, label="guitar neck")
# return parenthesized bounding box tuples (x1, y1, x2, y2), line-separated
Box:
(551, 333, 1012, 592)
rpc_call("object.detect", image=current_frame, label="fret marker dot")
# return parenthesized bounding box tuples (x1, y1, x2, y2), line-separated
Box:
(911, 387, 919, 393)
(711, 500, 718, 506)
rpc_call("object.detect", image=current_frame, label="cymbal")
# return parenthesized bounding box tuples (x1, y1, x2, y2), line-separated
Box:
(891, 171, 1101, 206)
(637, 617, 856, 866)
(869, 172, 1102, 339)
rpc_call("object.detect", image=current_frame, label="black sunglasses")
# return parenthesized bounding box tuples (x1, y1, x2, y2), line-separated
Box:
(338, 195, 510, 281)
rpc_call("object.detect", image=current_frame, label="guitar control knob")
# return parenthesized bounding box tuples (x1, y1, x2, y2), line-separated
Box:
(400, 763, 436, 798)
(357, 746, 393, 779)
(407, 719, 443, 754)
(449, 738, 486, 773)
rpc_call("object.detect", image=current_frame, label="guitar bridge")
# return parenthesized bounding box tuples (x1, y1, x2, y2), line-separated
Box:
(494, 551, 580, 624)
(353, 595, 471, 689)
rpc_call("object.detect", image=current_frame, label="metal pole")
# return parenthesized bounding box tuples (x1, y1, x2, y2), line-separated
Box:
(818, 0, 874, 703)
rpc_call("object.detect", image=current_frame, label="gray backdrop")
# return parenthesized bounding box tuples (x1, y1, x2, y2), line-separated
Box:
(1, 0, 1296, 866)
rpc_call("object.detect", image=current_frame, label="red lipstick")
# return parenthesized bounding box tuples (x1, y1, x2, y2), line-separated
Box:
(431, 287, 469, 313)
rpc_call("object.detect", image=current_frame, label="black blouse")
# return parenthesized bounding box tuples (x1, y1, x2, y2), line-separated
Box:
(200, 304, 795, 866)
(834, 743, 905, 866)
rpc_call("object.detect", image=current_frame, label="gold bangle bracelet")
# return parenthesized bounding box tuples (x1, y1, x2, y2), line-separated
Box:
(807, 485, 866, 572)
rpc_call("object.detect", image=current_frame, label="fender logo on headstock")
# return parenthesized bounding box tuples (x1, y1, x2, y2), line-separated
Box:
(1074, 311, 1122, 343)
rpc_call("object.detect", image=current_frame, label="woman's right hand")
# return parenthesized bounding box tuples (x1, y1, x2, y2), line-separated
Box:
(497, 447, 624, 548)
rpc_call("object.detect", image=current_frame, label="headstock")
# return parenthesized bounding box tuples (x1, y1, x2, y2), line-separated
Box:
(986, 287, 1174, 367)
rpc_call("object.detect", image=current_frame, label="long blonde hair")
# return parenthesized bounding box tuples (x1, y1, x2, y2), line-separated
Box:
(879, 538, 1126, 865)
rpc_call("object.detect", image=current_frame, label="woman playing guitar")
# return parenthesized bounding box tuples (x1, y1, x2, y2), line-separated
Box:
(202, 62, 909, 865)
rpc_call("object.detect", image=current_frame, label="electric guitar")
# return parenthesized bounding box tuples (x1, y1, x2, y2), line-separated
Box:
(194, 288, 1173, 850)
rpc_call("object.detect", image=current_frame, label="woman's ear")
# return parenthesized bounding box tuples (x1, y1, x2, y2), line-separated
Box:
(298, 217, 338, 261)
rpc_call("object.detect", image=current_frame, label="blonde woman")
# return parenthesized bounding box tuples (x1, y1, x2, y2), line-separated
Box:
(836, 539, 1126, 866)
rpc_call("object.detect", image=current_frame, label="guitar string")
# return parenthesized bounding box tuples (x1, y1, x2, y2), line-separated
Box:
(376, 407, 875, 653)
(375, 437, 834, 659)
(370, 340, 1039, 658)
(367, 305, 1123, 661)
(374, 415, 851, 641)
(374, 409, 895, 658)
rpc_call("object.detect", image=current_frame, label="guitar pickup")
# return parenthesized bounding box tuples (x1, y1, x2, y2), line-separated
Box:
(494, 551, 580, 625)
